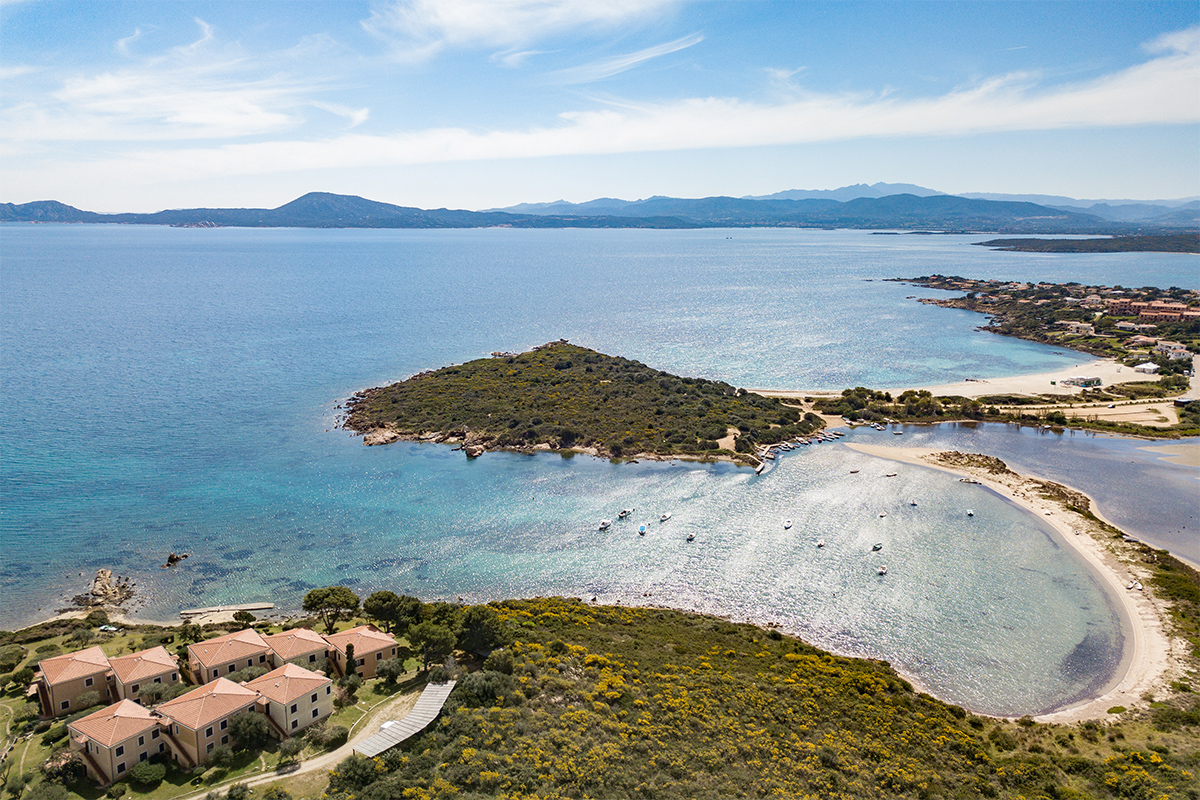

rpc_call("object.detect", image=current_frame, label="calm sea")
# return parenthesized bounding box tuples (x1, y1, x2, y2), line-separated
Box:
(1, 224, 1196, 715)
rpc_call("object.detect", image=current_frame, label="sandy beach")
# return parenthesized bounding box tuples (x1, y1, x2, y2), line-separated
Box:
(766, 356, 1192, 402)
(844, 441, 1186, 723)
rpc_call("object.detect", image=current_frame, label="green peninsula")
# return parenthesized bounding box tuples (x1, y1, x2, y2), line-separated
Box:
(974, 234, 1200, 253)
(343, 342, 821, 462)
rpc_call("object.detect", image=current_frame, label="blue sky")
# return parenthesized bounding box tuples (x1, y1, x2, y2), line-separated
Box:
(2, 0, 1198, 211)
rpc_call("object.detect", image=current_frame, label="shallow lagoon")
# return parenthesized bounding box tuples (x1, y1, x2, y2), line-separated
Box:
(2, 225, 1196, 714)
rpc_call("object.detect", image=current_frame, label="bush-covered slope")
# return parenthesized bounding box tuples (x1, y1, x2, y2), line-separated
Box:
(344, 342, 822, 459)
(325, 598, 1200, 800)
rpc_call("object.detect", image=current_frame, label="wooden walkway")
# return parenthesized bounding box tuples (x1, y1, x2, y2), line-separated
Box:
(353, 680, 457, 757)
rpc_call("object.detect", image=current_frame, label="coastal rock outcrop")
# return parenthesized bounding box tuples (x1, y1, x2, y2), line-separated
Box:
(363, 428, 401, 446)
(464, 444, 484, 458)
(72, 569, 135, 608)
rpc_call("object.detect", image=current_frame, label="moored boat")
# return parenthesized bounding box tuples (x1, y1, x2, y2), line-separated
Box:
(660, 512, 672, 522)
(877, 564, 888, 575)
(872, 542, 883, 551)
(598, 519, 612, 531)
(783, 519, 793, 529)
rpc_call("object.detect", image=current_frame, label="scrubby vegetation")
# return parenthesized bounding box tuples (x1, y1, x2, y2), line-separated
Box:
(344, 342, 822, 461)
(810, 385, 1200, 437)
(322, 597, 1200, 800)
(974, 235, 1200, 254)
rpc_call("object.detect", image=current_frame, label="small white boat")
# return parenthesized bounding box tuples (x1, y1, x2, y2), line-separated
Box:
(909, 499, 917, 506)
(849, 469, 859, 474)
(660, 512, 672, 522)
(878, 511, 887, 518)
(815, 539, 825, 548)
(598, 519, 612, 531)
(893, 430, 903, 435)
(1126, 581, 1135, 590)
(884, 472, 897, 478)
(966, 509, 974, 517)
(638, 525, 646, 536)
(686, 533, 695, 542)
(877, 565, 888, 575)
(1134, 581, 1143, 591)
(618, 508, 634, 519)
(872, 542, 883, 551)
(783, 519, 793, 529)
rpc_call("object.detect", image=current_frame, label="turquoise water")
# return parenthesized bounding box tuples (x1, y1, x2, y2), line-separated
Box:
(2, 225, 1196, 714)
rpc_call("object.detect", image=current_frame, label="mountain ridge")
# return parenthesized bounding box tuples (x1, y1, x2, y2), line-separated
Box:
(3, 189, 1196, 233)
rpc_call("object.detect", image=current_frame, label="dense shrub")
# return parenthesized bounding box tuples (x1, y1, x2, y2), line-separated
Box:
(128, 761, 166, 786)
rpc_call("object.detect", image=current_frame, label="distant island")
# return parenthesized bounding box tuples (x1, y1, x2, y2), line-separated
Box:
(974, 234, 1199, 253)
(342, 342, 822, 463)
(5, 190, 1198, 233)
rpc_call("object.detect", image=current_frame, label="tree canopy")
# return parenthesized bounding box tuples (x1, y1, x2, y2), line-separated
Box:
(302, 586, 361, 634)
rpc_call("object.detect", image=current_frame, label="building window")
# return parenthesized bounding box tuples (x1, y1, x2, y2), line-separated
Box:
(228, 664, 236, 674)
(85, 677, 94, 687)
(325, 686, 331, 695)
(116, 763, 126, 774)
(308, 654, 316, 663)
(220, 719, 228, 731)
(171, 672, 178, 681)
(173, 724, 179, 735)
(205, 727, 213, 738)
(60, 700, 70, 710)
(290, 704, 297, 714)
(356, 658, 364, 667)
(154, 677, 162, 684)
(247, 659, 253, 667)
(312, 708, 319, 719)
(140, 752, 148, 763)
(213, 669, 219, 679)
(258, 655, 266, 663)
(206, 743, 214, 754)
(152, 729, 159, 739)
(138, 736, 145, 746)
(132, 684, 140, 694)
(158, 743, 165, 753)
(376, 653, 383, 661)
(291, 719, 298, 730)
(310, 693, 317, 703)
(115, 746, 125, 757)
(221, 735, 229, 746)
(391, 647, 396, 655)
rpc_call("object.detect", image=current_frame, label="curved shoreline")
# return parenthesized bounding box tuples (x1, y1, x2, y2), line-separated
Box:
(843, 442, 1183, 723)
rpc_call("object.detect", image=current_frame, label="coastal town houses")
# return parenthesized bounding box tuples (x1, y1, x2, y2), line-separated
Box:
(325, 624, 398, 679)
(155, 678, 261, 767)
(109, 646, 180, 702)
(33, 646, 113, 717)
(187, 628, 273, 683)
(262, 627, 330, 668)
(67, 699, 172, 785)
(242, 664, 333, 735)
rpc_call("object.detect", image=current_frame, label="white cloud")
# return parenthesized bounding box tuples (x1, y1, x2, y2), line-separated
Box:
(362, 0, 685, 59)
(0, 64, 37, 80)
(550, 32, 702, 84)
(5, 25, 1197, 196)
(310, 101, 370, 128)
(115, 28, 144, 57)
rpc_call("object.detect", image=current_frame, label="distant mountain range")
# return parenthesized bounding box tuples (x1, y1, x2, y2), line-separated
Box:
(3, 185, 1197, 232)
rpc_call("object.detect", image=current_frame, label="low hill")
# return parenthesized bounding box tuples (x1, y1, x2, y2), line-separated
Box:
(2, 191, 1151, 233)
(343, 342, 821, 460)
(321, 596, 1200, 800)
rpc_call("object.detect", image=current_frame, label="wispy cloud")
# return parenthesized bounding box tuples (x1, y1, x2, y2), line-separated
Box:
(310, 101, 370, 128)
(550, 32, 702, 84)
(3, 19, 345, 142)
(362, 0, 685, 60)
(66, 24, 1195, 183)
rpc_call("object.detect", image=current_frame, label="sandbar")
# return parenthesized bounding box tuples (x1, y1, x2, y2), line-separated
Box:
(1139, 442, 1200, 467)
(844, 441, 1184, 723)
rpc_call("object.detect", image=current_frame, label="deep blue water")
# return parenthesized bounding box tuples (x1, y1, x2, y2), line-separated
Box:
(2, 224, 1196, 714)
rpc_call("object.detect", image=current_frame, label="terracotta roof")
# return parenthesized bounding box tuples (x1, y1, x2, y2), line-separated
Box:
(38, 646, 111, 686)
(325, 625, 397, 655)
(263, 629, 328, 661)
(109, 646, 177, 685)
(68, 699, 161, 748)
(187, 629, 269, 670)
(157, 678, 259, 730)
(243, 664, 331, 705)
